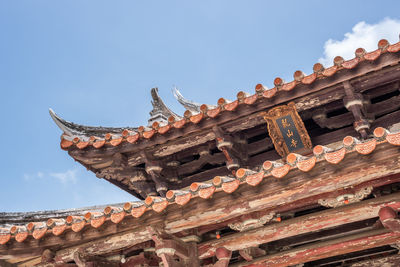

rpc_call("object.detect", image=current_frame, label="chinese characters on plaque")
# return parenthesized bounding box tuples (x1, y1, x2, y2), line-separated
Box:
(261, 102, 312, 157)
(276, 115, 304, 151)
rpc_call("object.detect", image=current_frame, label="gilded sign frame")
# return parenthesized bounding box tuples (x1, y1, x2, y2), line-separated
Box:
(262, 102, 312, 157)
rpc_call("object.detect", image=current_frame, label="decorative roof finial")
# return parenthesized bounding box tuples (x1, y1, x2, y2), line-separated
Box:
(172, 86, 216, 114)
(148, 88, 181, 126)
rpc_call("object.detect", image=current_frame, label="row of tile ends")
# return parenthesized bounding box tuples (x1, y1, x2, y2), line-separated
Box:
(60, 39, 400, 150)
(1, 127, 399, 245)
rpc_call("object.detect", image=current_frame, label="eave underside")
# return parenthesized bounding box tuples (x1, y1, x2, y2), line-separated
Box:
(69, 57, 400, 199)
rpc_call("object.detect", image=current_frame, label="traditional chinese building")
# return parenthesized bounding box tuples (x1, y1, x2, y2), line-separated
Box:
(1, 38, 400, 267)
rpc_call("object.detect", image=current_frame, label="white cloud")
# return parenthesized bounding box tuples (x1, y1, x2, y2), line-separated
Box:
(23, 169, 78, 184)
(49, 169, 78, 184)
(319, 18, 400, 66)
(23, 173, 32, 181)
(23, 172, 44, 181)
(24, 169, 78, 184)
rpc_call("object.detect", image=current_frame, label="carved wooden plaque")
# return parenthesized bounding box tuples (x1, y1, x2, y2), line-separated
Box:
(262, 102, 312, 157)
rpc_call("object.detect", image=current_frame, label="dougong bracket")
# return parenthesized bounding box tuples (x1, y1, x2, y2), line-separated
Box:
(213, 126, 244, 171)
(343, 81, 371, 139)
(143, 152, 168, 197)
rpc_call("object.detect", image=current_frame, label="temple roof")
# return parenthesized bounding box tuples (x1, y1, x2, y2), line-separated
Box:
(2, 37, 400, 266)
(51, 39, 400, 151)
(0, 127, 398, 245)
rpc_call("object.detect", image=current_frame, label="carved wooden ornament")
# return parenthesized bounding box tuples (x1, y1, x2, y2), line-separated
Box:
(262, 102, 312, 157)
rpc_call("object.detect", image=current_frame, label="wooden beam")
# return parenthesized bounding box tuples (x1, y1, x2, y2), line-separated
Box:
(197, 192, 400, 259)
(231, 229, 400, 267)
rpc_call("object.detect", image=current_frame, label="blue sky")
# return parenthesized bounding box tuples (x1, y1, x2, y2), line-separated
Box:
(1, 1, 400, 212)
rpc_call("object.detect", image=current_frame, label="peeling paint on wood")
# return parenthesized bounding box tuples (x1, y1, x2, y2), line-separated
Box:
(198, 193, 400, 259)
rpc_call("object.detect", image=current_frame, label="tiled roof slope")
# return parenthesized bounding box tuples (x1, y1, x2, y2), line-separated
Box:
(55, 39, 400, 151)
(1, 127, 399, 244)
